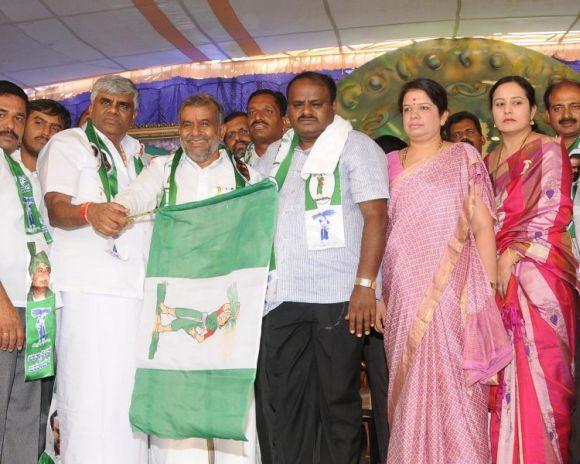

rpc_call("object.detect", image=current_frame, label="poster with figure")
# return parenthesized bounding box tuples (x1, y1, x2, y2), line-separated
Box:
(38, 397, 61, 464)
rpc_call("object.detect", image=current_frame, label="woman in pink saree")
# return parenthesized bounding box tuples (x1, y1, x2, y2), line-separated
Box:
(376, 78, 512, 463)
(487, 75, 578, 464)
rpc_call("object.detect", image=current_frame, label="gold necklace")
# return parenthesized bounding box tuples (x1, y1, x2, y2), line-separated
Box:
(118, 146, 128, 166)
(400, 139, 444, 168)
(493, 130, 532, 180)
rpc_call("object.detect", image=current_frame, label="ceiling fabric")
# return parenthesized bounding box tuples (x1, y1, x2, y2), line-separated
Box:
(0, 0, 578, 89)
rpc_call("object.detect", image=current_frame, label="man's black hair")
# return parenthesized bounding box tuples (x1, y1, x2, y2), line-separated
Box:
(374, 135, 407, 153)
(286, 72, 337, 102)
(29, 99, 72, 129)
(247, 89, 288, 117)
(543, 79, 580, 110)
(0, 80, 28, 107)
(223, 111, 247, 124)
(442, 111, 483, 140)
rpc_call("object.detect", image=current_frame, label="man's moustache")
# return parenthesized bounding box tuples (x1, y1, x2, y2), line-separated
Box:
(0, 130, 18, 139)
(559, 118, 578, 125)
(298, 116, 318, 121)
(252, 119, 270, 128)
(461, 138, 475, 147)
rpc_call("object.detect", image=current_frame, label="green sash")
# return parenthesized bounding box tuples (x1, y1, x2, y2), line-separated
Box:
(85, 121, 145, 200)
(4, 153, 56, 381)
(4, 153, 52, 245)
(161, 146, 246, 207)
(269, 131, 343, 257)
(85, 121, 119, 201)
(271, 132, 342, 202)
(134, 156, 144, 176)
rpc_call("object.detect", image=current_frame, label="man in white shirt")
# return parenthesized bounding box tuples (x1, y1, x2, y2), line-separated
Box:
(14, 98, 70, 459)
(116, 93, 258, 464)
(17, 99, 70, 174)
(0, 84, 69, 464)
(0, 80, 37, 464)
(38, 76, 149, 464)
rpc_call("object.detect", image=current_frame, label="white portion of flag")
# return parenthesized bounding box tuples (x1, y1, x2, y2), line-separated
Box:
(136, 267, 267, 371)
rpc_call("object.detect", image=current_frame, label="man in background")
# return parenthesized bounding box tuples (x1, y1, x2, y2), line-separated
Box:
(443, 110, 486, 154)
(222, 111, 251, 159)
(245, 89, 287, 167)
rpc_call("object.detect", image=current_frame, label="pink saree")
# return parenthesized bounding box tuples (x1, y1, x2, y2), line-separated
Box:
(487, 138, 578, 464)
(382, 143, 512, 463)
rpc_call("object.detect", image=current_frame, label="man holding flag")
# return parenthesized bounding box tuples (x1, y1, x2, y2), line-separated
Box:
(38, 76, 148, 464)
(115, 93, 269, 464)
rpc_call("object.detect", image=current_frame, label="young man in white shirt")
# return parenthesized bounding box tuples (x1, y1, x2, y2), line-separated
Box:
(13, 97, 70, 458)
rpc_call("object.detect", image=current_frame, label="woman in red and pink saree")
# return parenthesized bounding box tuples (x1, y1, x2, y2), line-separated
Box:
(487, 76, 578, 464)
(377, 78, 512, 463)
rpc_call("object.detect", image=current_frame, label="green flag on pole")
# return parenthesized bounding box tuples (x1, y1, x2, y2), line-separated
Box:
(129, 179, 277, 441)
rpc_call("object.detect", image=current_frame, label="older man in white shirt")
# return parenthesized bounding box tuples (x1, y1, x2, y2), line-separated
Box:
(38, 75, 148, 464)
(115, 93, 258, 464)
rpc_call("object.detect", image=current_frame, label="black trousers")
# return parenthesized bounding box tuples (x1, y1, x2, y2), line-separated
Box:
(363, 332, 389, 463)
(256, 301, 364, 464)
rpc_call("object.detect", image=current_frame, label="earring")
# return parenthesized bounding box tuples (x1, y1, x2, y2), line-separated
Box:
(530, 119, 534, 126)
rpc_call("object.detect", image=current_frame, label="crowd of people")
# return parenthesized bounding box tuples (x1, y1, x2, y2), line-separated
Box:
(0, 69, 578, 464)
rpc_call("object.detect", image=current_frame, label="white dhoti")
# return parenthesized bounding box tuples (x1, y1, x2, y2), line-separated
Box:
(57, 292, 148, 464)
(150, 395, 259, 464)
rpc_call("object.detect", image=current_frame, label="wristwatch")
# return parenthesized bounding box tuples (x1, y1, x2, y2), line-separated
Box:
(354, 277, 376, 290)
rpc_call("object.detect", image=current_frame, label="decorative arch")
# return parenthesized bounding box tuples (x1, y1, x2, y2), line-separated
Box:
(336, 38, 579, 147)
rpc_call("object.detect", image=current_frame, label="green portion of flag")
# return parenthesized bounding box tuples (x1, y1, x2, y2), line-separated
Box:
(130, 368, 255, 440)
(38, 452, 56, 464)
(147, 179, 277, 279)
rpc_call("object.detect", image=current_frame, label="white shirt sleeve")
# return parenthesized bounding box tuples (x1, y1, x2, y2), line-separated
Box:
(114, 155, 168, 215)
(38, 131, 86, 198)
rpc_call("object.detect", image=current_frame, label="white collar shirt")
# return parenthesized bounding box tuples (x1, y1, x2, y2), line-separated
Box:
(115, 149, 260, 215)
(37, 127, 149, 298)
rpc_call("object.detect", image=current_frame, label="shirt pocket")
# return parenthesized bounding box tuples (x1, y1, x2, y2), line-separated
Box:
(75, 166, 107, 204)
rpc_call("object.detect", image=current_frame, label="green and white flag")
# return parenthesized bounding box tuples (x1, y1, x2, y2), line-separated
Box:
(129, 179, 277, 441)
